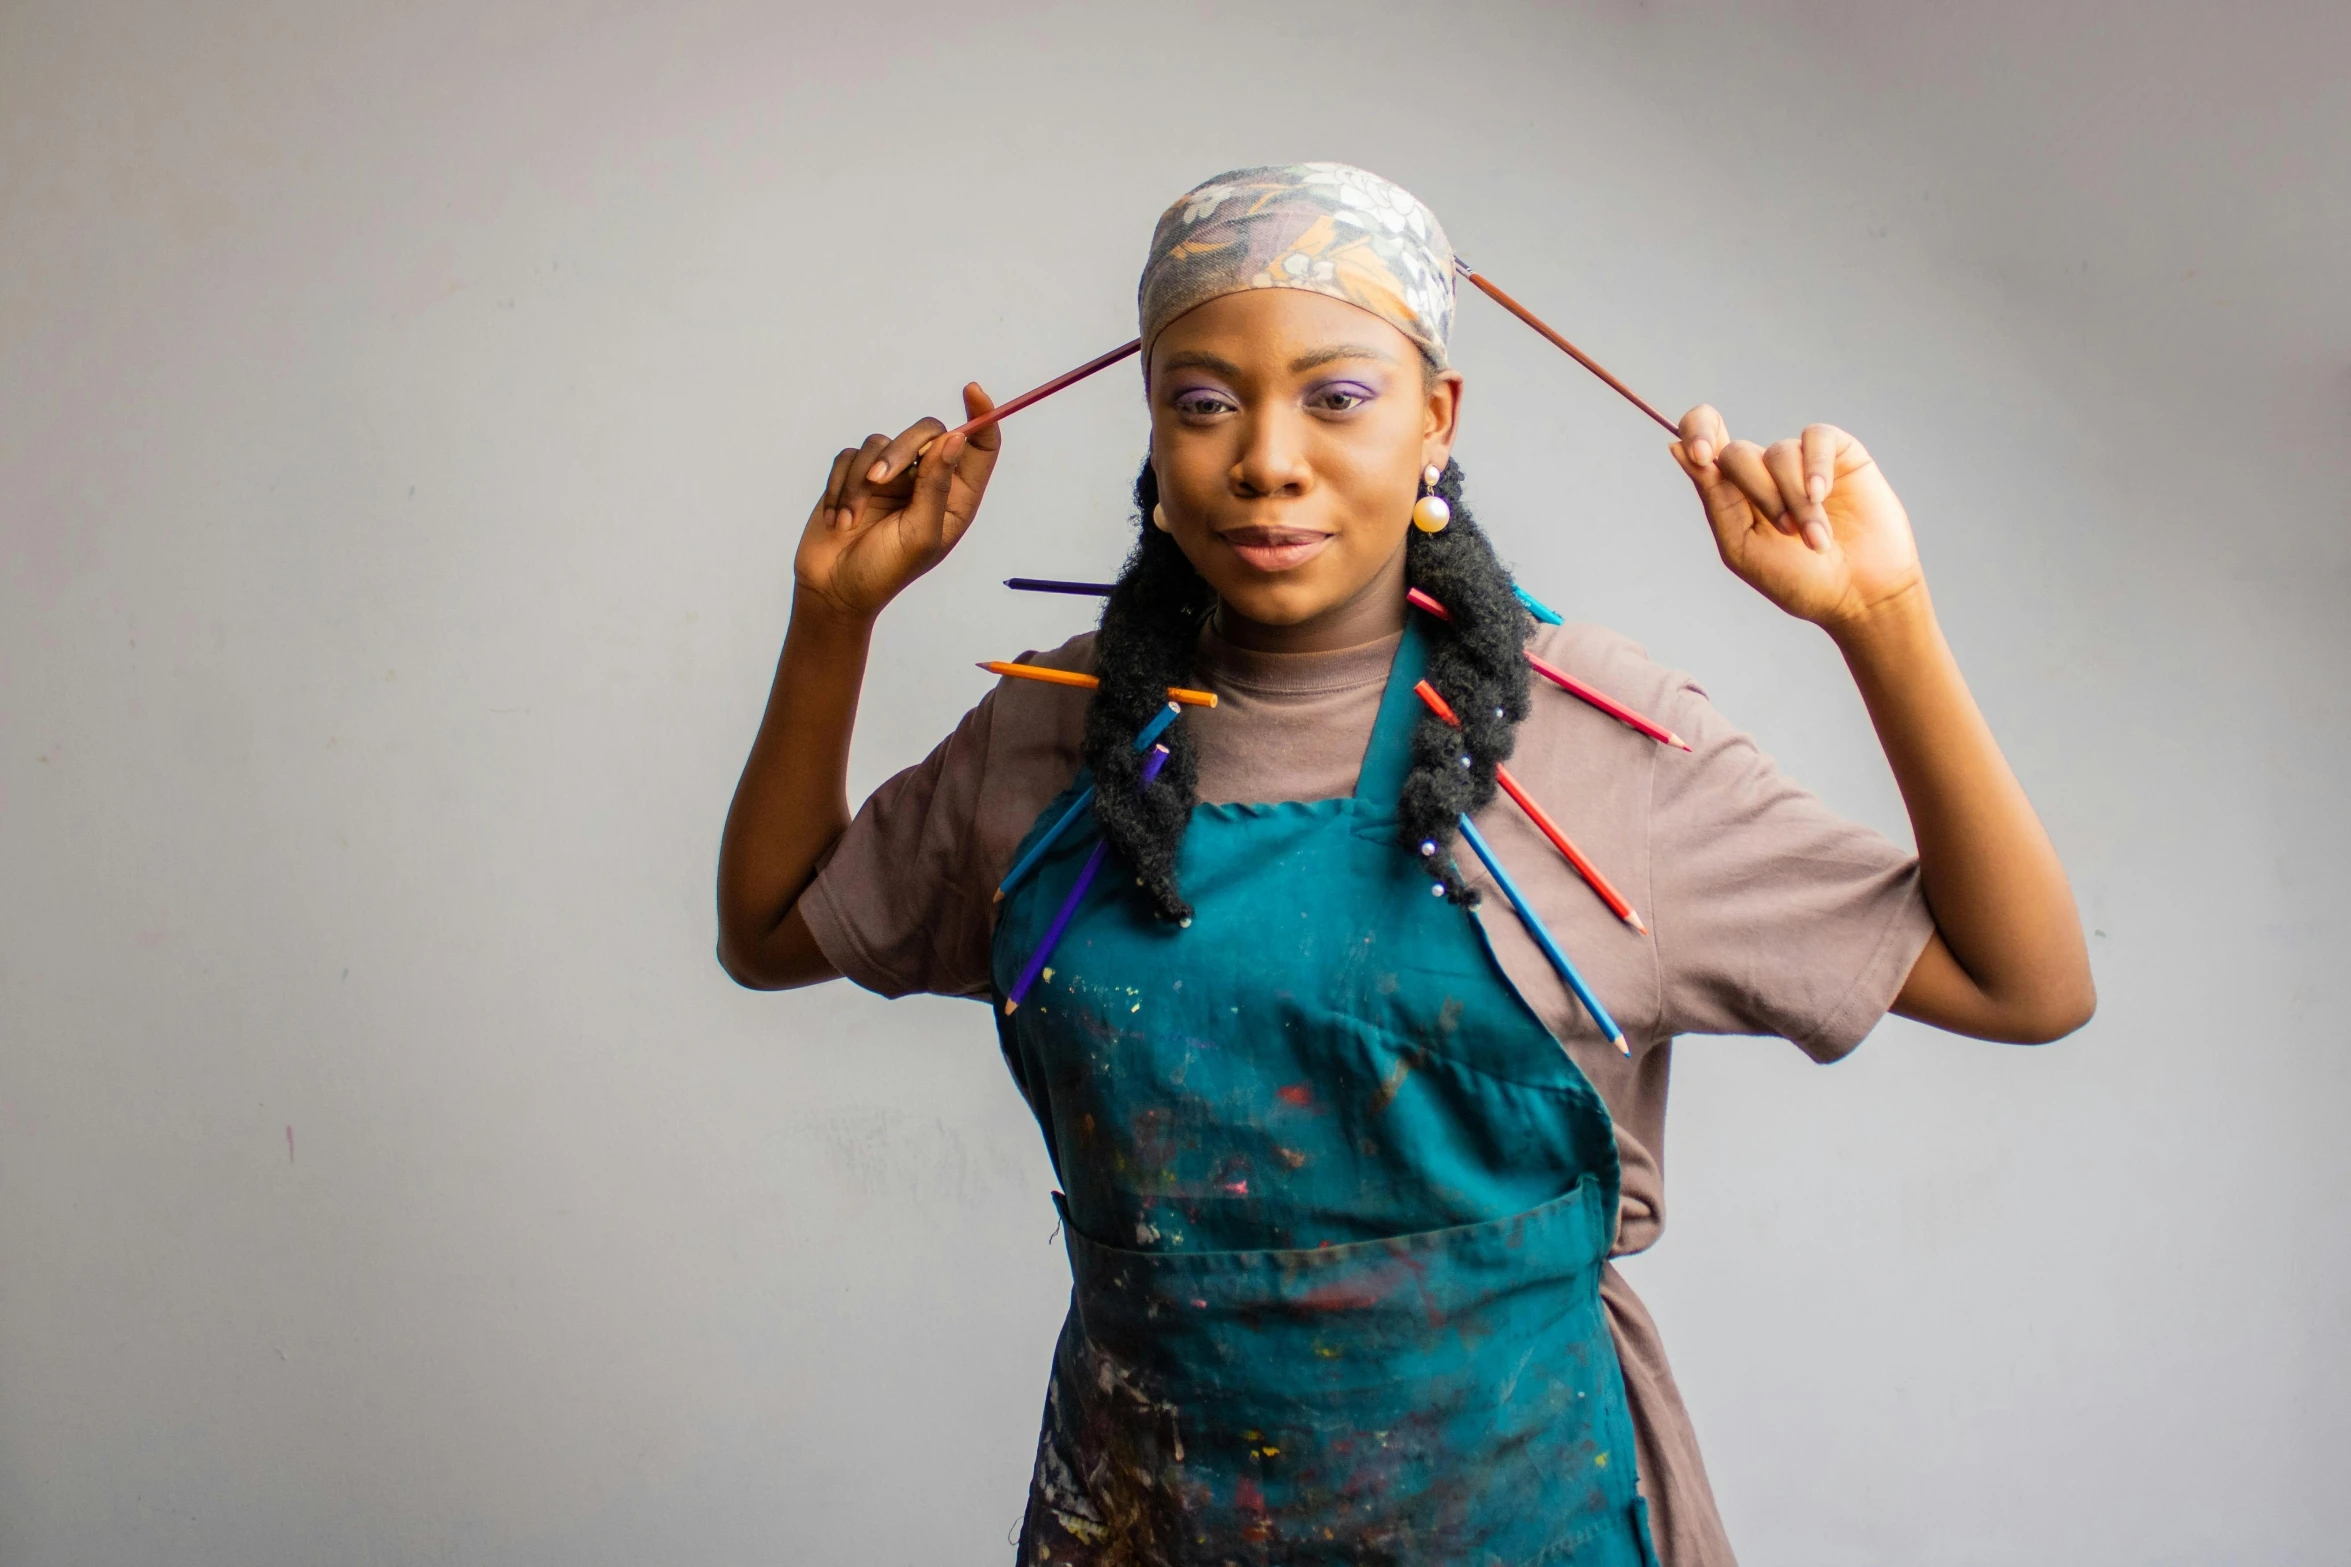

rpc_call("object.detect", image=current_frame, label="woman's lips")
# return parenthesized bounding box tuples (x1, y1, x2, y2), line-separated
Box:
(1217, 526, 1334, 573)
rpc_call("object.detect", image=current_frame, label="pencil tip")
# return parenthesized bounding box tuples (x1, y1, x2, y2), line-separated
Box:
(1669, 733, 1693, 752)
(1002, 999, 1018, 1016)
(1627, 911, 1648, 935)
(1612, 1033, 1630, 1056)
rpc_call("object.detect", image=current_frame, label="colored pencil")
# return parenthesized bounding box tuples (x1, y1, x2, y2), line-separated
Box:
(1004, 743, 1172, 1014)
(996, 703, 1181, 901)
(1453, 258, 1680, 438)
(1514, 585, 1565, 626)
(1413, 680, 1646, 934)
(1455, 813, 1628, 1056)
(1523, 649, 1691, 751)
(1004, 839, 1109, 1015)
(1007, 577, 1121, 596)
(1494, 769, 1645, 934)
(980, 660, 1218, 708)
(915, 339, 1143, 461)
(1405, 588, 1689, 751)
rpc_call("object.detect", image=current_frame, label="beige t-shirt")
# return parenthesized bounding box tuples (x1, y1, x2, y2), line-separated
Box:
(802, 620, 1935, 1567)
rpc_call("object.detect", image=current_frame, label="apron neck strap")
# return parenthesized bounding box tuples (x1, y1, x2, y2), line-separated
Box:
(1352, 616, 1432, 810)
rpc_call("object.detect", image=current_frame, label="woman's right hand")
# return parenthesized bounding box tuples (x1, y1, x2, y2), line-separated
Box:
(794, 382, 1002, 621)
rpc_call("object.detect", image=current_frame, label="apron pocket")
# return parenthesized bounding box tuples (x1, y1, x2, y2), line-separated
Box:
(1034, 1177, 1646, 1565)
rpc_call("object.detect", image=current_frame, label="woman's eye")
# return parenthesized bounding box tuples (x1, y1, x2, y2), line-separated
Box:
(1173, 391, 1235, 416)
(1310, 385, 1373, 412)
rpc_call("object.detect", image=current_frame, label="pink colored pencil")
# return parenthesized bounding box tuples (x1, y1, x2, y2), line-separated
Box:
(1405, 587, 1691, 751)
(1522, 649, 1692, 752)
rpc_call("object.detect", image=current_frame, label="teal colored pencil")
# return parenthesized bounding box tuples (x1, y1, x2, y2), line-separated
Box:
(1514, 585, 1565, 625)
(995, 702, 1180, 901)
(1455, 813, 1628, 1055)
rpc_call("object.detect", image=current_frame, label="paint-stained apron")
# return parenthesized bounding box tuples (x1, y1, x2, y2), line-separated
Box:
(991, 622, 1656, 1566)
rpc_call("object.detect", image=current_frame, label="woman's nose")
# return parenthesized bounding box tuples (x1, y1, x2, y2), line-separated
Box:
(1231, 408, 1313, 498)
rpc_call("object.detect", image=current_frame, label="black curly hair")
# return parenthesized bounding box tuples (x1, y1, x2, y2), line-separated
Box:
(1081, 456, 1534, 923)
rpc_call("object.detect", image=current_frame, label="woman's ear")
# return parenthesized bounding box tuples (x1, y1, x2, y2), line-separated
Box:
(1424, 368, 1465, 471)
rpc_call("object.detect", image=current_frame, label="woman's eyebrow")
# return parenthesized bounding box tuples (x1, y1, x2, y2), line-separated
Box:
(1289, 344, 1396, 373)
(1157, 350, 1244, 378)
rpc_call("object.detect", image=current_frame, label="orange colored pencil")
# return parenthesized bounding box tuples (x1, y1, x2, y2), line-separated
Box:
(1413, 679, 1646, 934)
(980, 661, 1218, 709)
(1405, 587, 1691, 751)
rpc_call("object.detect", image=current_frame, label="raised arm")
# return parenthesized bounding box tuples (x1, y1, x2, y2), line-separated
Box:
(716, 386, 1000, 990)
(1670, 407, 2095, 1044)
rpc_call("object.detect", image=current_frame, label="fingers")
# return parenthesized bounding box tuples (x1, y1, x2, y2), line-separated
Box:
(1800, 424, 1838, 505)
(945, 382, 1003, 511)
(960, 382, 1001, 451)
(818, 446, 860, 530)
(829, 432, 893, 528)
(1715, 440, 1788, 530)
(862, 415, 949, 490)
(911, 431, 966, 555)
(1677, 404, 1730, 468)
(1762, 439, 1831, 553)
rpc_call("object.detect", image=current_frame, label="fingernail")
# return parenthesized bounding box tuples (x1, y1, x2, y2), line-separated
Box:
(1807, 474, 1828, 504)
(1691, 440, 1713, 467)
(867, 461, 888, 483)
(1804, 518, 1831, 553)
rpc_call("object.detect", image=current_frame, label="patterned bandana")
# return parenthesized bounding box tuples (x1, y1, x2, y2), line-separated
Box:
(1138, 162, 1457, 369)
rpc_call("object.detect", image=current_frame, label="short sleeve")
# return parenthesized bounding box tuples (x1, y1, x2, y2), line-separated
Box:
(1648, 678, 1935, 1061)
(797, 632, 1098, 1003)
(799, 693, 1004, 1001)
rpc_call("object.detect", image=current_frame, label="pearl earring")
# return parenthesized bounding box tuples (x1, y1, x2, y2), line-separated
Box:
(1152, 502, 1171, 532)
(1411, 464, 1451, 533)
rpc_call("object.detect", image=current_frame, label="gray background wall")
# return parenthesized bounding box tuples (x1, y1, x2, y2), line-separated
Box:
(4, 1, 2344, 1561)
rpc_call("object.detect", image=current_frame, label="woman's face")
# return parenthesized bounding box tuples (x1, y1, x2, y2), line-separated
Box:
(1148, 289, 1462, 644)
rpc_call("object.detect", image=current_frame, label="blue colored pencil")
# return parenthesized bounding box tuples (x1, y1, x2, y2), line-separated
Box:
(1514, 585, 1565, 625)
(1004, 744, 1172, 1014)
(1454, 813, 1628, 1055)
(1006, 577, 1119, 596)
(995, 703, 1181, 902)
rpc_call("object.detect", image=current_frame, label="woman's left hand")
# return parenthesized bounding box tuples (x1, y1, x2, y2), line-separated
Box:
(1669, 405, 1924, 633)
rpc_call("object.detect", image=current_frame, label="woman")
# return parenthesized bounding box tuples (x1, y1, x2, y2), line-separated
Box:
(717, 164, 2093, 1565)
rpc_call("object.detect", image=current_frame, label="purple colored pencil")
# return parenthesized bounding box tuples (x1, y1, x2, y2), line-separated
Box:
(1006, 577, 1118, 596)
(1003, 744, 1171, 1014)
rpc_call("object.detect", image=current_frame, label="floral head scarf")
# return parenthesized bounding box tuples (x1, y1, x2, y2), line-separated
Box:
(1138, 162, 1457, 368)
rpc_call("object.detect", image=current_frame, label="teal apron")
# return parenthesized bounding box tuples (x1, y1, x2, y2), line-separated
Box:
(991, 623, 1656, 1566)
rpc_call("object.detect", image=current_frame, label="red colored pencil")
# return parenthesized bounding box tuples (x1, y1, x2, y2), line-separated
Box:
(1493, 768, 1646, 934)
(1454, 260, 1680, 438)
(1412, 679, 1646, 934)
(1404, 587, 1691, 751)
(916, 339, 1142, 460)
